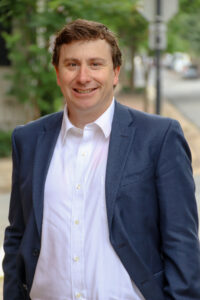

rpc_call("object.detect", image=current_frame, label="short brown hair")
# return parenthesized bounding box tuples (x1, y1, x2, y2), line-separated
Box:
(52, 19, 122, 69)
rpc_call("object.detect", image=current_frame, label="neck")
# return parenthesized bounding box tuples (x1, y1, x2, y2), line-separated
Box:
(68, 110, 101, 129)
(67, 100, 113, 129)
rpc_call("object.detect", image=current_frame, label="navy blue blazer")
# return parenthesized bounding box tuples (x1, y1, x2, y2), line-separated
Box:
(3, 101, 200, 300)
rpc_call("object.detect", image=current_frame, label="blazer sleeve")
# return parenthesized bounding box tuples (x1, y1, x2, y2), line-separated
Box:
(2, 128, 26, 300)
(156, 119, 200, 299)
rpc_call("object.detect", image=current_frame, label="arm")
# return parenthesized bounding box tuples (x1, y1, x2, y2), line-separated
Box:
(156, 120, 200, 299)
(3, 129, 25, 300)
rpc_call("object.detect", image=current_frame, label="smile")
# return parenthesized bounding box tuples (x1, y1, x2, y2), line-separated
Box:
(74, 88, 97, 94)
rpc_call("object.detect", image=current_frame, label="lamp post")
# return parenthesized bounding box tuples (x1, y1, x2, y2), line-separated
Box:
(155, 0, 161, 114)
(137, 0, 179, 115)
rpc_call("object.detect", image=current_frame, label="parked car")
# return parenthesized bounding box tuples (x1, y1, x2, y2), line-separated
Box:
(182, 64, 199, 79)
(172, 53, 191, 72)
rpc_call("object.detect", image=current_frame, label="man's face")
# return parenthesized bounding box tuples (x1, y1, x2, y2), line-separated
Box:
(55, 39, 120, 123)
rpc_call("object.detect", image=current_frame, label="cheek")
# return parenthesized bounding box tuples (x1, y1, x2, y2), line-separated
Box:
(96, 72, 114, 86)
(61, 78, 74, 92)
(59, 70, 75, 84)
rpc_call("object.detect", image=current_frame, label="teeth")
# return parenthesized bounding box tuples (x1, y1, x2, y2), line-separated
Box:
(75, 88, 95, 94)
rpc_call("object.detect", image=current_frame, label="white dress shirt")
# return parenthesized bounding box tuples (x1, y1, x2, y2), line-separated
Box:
(30, 99, 145, 300)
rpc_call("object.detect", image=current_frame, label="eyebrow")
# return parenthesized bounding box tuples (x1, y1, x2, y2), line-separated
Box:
(62, 57, 107, 63)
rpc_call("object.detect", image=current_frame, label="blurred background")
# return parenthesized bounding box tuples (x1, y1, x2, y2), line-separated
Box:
(0, 0, 200, 296)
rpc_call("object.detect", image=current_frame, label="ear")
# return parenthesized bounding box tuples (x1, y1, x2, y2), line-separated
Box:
(55, 67, 61, 86)
(113, 66, 120, 86)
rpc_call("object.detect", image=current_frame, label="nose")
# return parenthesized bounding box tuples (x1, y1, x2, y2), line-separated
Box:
(76, 65, 91, 85)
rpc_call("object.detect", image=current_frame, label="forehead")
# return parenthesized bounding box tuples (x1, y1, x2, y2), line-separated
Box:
(59, 39, 112, 60)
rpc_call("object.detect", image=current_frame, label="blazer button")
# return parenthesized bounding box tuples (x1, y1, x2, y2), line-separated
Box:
(32, 248, 40, 257)
(22, 283, 28, 291)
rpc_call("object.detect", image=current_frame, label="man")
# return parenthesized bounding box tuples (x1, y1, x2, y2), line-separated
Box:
(3, 19, 200, 300)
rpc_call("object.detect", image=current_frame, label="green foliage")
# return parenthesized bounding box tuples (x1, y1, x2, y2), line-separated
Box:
(0, 0, 149, 115)
(179, 0, 200, 13)
(0, 0, 65, 117)
(167, 0, 200, 56)
(1, 0, 200, 117)
(180, 13, 200, 54)
(115, 6, 148, 50)
(167, 14, 190, 53)
(0, 131, 12, 157)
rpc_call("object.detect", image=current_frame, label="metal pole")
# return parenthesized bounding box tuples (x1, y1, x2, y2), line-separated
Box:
(155, 0, 161, 114)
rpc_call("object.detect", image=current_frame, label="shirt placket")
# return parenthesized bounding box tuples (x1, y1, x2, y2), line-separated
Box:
(71, 129, 91, 300)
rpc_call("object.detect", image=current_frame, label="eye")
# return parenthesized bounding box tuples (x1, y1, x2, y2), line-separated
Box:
(65, 62, 78, 70)
(68, 62, 77, 67)
(91, 62, 101, 69)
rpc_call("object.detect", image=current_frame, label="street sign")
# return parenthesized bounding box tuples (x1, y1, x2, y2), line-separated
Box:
(149, 23, 167, 50)
(137, 0, 179, 22)
(137, 0, 179, 115)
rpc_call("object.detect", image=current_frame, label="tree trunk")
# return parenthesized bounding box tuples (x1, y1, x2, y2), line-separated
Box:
(129, 46, 135, 90)
(143, 58, 152, 112)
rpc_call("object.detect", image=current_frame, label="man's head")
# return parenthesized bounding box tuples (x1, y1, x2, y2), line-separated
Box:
(52, 19, 122, 70)
(52, 19, 122, 128)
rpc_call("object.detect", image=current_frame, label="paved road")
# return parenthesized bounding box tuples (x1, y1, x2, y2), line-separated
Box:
(162, 69, 200, 129)
(146, 67, 200, 129)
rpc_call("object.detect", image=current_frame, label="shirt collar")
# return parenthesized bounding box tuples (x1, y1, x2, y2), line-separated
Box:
(94, 98, 115, 138)
(61, 98, 115, 143)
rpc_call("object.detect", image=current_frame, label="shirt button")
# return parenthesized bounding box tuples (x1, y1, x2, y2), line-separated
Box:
(75, 219, 80, 225)
(73, 256, 79, 262)
(76, 184, 81, 190)
(75, 292, 82, 298)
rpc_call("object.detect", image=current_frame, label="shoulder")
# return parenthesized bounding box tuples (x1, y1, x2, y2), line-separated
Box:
(115, 100, 181, 136)
(12, 111, 63, 140)
(114, 100, 191, 168)
(114, 100, 187, 160)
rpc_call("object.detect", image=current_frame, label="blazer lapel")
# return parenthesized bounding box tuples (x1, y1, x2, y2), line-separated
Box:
(105, 101, 136, 232)
(32, 112, 63, 236)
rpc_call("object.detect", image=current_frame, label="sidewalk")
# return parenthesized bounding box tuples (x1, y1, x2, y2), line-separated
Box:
(0, 94, 200, 298)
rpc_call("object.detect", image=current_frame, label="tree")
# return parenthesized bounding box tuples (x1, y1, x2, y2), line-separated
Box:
(0, 0, 148, 116)
(115, 7, 148, 89)
(0, 0, 64, 118)
(167, 0, 200, 57)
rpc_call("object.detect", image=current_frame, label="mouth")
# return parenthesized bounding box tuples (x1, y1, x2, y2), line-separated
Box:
(73, 88, 98, 94)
